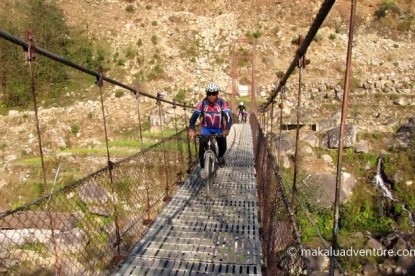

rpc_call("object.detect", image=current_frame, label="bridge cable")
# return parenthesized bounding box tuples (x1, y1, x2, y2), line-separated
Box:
(277, 86, 285, 165)
(269, 100, 275, 149)
(135, 90, 144, 149)
(156, 94, 172, 202)
(330, 0, 357, 273)
(23, 31, 48, 192)
(291, 36, 307, 212)
(259, 0, 336, 111)
(182, 106, 194, 169)
(23, 30, 63, 276)
(96, 67, 122, 256)
(172, 101, 185, 174)
(0, 29, 193, 109)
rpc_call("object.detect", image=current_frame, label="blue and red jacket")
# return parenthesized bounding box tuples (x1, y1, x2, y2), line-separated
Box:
(189, 98, 232, 135)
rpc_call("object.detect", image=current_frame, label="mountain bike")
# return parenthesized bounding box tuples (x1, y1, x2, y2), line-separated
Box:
(197, 134, 221, 196)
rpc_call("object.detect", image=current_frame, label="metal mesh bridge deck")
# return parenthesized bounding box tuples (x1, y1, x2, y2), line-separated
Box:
(114, 124, 262, 275)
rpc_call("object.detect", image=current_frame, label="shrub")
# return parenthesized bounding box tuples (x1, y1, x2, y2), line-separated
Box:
(374, 0, 400, 19)
(115, 90, 124, 98)
(70, 123, 80, 136)
(151, 35, 158, 45)
(125, 5, 135, 13)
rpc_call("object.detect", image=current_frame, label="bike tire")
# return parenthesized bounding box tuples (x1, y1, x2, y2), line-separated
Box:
(204, 151, 215, 196)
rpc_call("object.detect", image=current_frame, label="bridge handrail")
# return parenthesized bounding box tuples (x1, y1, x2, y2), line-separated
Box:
(260, 0, 335, 111)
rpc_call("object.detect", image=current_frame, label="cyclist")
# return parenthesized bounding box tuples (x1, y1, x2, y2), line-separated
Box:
(237, 102, 247, 122)
(188, 83, 232, 178)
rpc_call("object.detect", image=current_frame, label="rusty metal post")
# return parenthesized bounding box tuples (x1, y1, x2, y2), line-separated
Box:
(278, 87, 285, 165)
(330, 0, 357, 273)
(96, 67, 122, 258)
(291, 35, 306, 211)
(251, 42, 257, 114)
(143, 180, 153, 226)
(24, 31, 47, 188)
(183, 106, 193, 169)
(156, 94, 171, 202)
(268, 100, 276, 149)
(230, 43, 238, 112)
(24, 30, 62, 275)
(135, 90, 144, 149)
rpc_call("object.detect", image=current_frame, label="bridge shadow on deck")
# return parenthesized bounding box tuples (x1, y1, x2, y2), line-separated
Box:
(113, 124, 262, 275)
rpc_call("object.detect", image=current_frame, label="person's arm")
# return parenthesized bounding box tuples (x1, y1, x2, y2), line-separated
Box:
(221, 99, 232, 132)
(189, 110, 201, 130)
(188, 101, 203, 139)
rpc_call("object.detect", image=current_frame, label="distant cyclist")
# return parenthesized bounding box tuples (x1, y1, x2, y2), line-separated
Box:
(188, 83, 232, 177)
(237, 102, 247, 123)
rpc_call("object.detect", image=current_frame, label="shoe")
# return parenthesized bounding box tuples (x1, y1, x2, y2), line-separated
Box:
(218, 157, 226, 167)
(200, 169, 208, 179)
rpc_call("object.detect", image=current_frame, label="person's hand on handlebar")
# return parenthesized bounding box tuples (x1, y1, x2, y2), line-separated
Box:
(188, 128, 196, 140)
(223, 129, 230, 137)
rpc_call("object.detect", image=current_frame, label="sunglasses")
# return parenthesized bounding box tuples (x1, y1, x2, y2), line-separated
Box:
(206, 92, 218, 96)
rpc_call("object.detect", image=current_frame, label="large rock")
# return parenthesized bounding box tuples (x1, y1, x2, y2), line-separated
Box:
(301, 172, 357, 208)
(395, 124, 415, 147)
(321, 125, 357, 149)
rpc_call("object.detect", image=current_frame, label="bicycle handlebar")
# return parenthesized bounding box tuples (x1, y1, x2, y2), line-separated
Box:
(195, 133, 223, 138)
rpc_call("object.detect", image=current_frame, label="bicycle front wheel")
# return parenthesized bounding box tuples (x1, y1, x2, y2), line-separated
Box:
(205, 152, 216, 176)
(204, 151, 216, 195)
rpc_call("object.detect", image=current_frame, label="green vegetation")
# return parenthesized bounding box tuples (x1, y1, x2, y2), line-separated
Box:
(70, 123, 81, 136)
(375, 0, 399, 19)
(151, 35, 158, 45)
(125, 5, 135, 13)
(340, 185, 395, 234)
(291, 137, 415, 273)
(245, 30, 262, 40)
(0, 0, 106, 110)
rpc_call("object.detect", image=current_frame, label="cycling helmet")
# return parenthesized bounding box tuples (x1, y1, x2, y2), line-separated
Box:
(240, 102, 244, 106)
(205, 83, 220, 93)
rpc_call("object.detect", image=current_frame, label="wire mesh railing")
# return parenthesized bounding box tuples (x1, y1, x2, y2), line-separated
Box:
(250, 114, 309, 275)
(0, 130, 194, 275)
(0, 29, 197, 275)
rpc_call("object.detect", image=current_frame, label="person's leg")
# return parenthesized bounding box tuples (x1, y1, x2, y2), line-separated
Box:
(217, 136, 227, 158)
(217, 136, 227, 166)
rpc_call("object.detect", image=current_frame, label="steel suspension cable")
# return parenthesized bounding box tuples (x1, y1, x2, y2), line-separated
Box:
(260, 0, 336, 111)
(156, 96, 171, 202)
(96, 68, 122, 256)
(183, 106, 193, 168)
(25, 33, 47, 189)
(277, 86, 285, 165)
(291, 36, 306, 212)
(172, 102, 185, 171)
(135, 91, 144, 149)
(269, 101, 275, 148)
(330, 0, 357, 273)
(24, 31, 62, 274)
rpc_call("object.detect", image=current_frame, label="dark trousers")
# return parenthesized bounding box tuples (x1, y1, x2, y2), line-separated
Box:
(199, 136, 227, 168)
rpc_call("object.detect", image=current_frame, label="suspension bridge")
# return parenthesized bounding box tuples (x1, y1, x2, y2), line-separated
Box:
(0, 0, 364, 274)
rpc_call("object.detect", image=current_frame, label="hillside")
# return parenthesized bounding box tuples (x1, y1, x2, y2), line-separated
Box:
(0, 0, 415, 273)
(1, 0, 414, 208)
